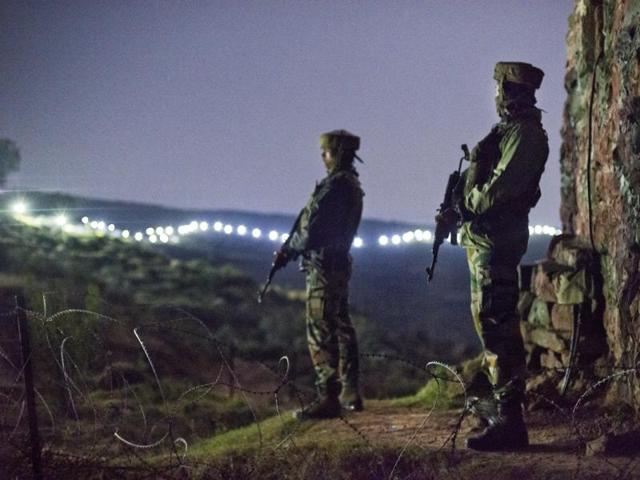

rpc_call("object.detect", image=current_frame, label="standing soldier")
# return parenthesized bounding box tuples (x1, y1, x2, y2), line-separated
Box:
(438, 62, 548, 450)
(273, 130, 365, 419)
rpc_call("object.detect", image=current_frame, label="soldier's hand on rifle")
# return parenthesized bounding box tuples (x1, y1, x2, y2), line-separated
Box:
(272, 250, 290, 270)
(435, 208, 459, 230)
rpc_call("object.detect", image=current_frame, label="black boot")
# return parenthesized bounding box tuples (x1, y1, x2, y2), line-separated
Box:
(466, 395, 498, 432)
(293, 394, 341, 420)
(294, 381, 342, 420)
(340, 384, 364, 412)
(465, 399, 529, 451)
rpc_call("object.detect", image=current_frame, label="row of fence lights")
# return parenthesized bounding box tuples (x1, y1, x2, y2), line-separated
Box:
(9, 200, 562, 249)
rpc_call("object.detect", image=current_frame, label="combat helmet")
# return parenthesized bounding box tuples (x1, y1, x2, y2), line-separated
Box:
(319, 130, 360, 152)
(493, 62, 544, 89)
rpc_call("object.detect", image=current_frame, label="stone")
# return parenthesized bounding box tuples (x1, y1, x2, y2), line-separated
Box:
(540, 351, 563, 371)
(585, 430, 640, 456)
(520, 321, 532, 347)
(585, 434, 608, 456)
(560, 350, 571, 367)
(527, 298, 551, 328)
(517, 291, 535, 321)
(561, 0, 640, 407)
(530, 329, 567, 353)
(533, 264, 557, 302)
(551, 304, 574, 337)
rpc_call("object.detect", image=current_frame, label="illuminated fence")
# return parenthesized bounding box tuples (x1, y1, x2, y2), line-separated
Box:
(8, 199, 562, 249)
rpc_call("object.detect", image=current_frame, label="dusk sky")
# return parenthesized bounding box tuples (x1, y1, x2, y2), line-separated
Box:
(2, 1, 573, 225)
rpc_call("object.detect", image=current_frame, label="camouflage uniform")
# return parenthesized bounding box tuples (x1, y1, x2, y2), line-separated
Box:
(460, 106, 549, 400)
(281, 131, 364, 404)
(457, 62, 548, 450)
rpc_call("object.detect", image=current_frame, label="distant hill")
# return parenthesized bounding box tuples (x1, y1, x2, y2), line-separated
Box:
(3, 192, 552, 348)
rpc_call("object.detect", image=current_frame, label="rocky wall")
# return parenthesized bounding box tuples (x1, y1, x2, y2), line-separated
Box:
(561, 0, 640, 405)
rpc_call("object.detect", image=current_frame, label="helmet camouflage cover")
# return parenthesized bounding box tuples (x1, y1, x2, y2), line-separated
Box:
(494, 62, 544, 89)
(319, 130, 360, 152)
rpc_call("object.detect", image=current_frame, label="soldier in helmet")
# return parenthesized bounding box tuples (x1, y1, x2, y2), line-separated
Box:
(439, 62, 549, 450)
(273, 130, 365, 419)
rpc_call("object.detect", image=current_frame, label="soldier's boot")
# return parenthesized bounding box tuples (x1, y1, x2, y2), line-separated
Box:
(294, 381, 341, 420)
(339, 383, 364, 412)
(465, 398, 528, 451)
(293, 395, 341, 420)
(466, 395, 498, 432)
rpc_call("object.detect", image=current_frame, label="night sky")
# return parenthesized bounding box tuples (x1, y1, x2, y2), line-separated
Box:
(1, 1, 573, 225)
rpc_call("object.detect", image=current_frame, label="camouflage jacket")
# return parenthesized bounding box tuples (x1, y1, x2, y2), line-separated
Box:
(282, 166, 364, 271)
(459, 107, 549, 244)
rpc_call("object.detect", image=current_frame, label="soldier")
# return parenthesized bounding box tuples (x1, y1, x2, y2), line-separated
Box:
(273, 130, 365, 419)
(440, 62, 549, 450)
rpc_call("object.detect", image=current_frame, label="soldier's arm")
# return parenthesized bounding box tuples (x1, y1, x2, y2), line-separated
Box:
(281, 205, 309, 259)
(281, 179, 348, 256)
(464, 125, 548, 216)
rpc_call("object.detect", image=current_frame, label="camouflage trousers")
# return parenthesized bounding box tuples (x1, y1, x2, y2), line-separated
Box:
(305, 266, 360, 397)
(465, 237, 527, 400)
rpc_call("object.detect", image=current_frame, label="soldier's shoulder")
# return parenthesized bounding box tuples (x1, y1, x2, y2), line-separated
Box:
(330, 170, 361, 187)
(504, 116, 547, 142)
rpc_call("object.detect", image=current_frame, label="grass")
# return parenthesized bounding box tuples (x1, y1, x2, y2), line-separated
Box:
(390, 355, 486, 409)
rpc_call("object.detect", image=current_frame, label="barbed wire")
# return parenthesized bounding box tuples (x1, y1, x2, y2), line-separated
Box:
(1, 302, 639, 479)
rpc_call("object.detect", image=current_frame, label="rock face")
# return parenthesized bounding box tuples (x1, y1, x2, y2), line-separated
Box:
(561, 1, 640, 405)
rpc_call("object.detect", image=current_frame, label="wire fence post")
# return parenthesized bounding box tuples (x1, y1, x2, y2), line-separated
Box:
(16, 294, 43, 480)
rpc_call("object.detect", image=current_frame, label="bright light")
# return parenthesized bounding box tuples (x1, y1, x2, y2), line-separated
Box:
(54, 214, 68, 226)
(81, 216, 89, 224)
(134, 232, 143, 241)
(391, 234, 401, 245)
(10, 201, 27, 214)
(237, 225, 247, 236)
(528, 226, 535, 235)
(90, 221, 98, 229)
(122, 230, 130, 239)
(280, 233, 289, 242)
(213, 221, 223, 232)
(165, 226, 174, 235)
(378, 235, 389, 246)
(149, 235, 158, 243)
(534, 225, 543, 235)
(97, 221, 106, 231)
(402, 231, 414, 243)
(223, 224, 233, 234)
(252, 228, 262, 238)
(414, 229, 424, 241)
(423, 230, 433, 242)
(146, 227, 155, 236)
(199, 221, 209, 231)
(108, 224, 115, 232)
(189, 221, 198, 230)
(353, 237, 363, 248)
(555, 227, 562, 235)
(268, 230, 279, 241)
(155, 226, 164, 235)
(178, 225, 190, 235)
(159, 234, 169, 243)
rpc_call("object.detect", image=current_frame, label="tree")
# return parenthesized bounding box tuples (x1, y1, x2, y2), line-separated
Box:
(0, 139, 21, 187)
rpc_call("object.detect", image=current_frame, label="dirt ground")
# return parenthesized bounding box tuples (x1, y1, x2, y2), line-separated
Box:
(299, 403, 640, 480)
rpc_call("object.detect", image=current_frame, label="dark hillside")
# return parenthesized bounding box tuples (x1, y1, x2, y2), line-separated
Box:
(10, 192, 552, 348)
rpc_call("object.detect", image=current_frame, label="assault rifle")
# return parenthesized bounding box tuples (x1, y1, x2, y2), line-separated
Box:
(426, 144, 470, 282)
(257, 210, 304, 303)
